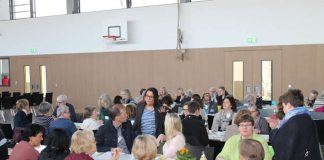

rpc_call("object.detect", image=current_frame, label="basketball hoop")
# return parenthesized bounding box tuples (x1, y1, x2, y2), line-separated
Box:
(102, 35, 118, 41)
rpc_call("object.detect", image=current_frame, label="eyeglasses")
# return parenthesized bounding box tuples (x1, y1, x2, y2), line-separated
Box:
(145, 95, 154, 99)
(239, 123, 253, 128)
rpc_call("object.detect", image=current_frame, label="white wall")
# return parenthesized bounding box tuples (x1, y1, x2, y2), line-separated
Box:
(0, 0, 10, 21)
(1, 0, 324, 56)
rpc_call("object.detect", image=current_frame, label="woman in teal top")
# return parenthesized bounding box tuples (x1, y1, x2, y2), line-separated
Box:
(217, 114, 273, 160)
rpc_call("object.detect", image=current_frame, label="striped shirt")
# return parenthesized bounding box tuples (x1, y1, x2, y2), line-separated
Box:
(141, 108, 156, 136)
(34, 115, 54, 129)
(314, 97, 324, 109)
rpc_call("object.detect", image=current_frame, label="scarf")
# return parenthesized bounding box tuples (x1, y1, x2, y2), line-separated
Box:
(277, 107, 309, 128)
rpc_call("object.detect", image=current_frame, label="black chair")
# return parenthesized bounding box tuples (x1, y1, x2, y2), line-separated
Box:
(45, 92, 53, 104)
(0, 123, 13, 139)
(2, 97, 14, 109)
(12, 92, 21, 105)
(314, 120, 324, 145)
(1, 91, 10, 98)
(21, 93, 32, 104)
(34, 93, 44, 106)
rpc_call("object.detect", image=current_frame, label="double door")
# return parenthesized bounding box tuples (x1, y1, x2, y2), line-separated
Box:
(224, 49, 282, 101)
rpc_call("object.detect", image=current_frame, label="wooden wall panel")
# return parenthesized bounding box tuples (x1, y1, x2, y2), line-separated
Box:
(1, 44, 324, 112)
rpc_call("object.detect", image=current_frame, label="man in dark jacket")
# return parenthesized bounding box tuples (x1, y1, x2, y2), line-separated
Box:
(270, 89, 321, 160)
(95, 104, 136, 153)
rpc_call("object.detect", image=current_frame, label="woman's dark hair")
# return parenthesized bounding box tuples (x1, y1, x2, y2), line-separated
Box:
(144, 87, 160, 107)
(140, 88, 146, 95)
(191, 94, 203, 109)
(113, 95, 122, 104)
(219, 86, 229, 96)
(161, 95, 173, 106)
(126, 104, 137, 119)
(46, 128, 70, 152)
(83, 107, 95, 119)
(280, 89, 304, 107)
(40, 128, 70, 159)
(21, 124, 44, 141)
(224, 95, 237, 112)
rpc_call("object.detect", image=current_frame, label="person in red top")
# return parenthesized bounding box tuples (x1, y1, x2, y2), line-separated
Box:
(1, 75, 9, 86)
(9, 124, 44, 160)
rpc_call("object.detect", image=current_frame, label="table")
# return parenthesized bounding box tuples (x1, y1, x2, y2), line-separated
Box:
(92, 152, 131, 160)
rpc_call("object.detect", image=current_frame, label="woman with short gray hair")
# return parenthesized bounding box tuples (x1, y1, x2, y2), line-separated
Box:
(34, 102, 54, 130)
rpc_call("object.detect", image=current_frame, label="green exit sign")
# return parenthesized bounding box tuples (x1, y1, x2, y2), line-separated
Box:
(30, 48, 37, 53)
(247, 37, 257, 44)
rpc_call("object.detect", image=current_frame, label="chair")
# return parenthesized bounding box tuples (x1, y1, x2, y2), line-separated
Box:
(0, 123, 13, 139)
(1, 91, 10, 98)
(34, 93, 44, 106)
(45, 92, 53, 104)
(2, 97, 14, 109)
(204, 146, 215, 160)
(314, 120, 324, 145)
(21, 93, 32, 104)
(185, 144, 205, 159)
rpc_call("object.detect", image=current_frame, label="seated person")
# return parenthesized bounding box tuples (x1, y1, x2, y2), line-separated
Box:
(39, 128, 70, 160)
(239, 139, 265, 160)
(65, 130, 121, 160)
(34, 102, 54, 132)
(9, 124, 44, 160)
(95, 104, 136, 153)
(182, 101, 209, 147)
(202, 93, 218, 114)
(248, 105, 270, 134)
(162, 113, 185, 159)
(52, 95, 77, 122)
(216, 114, 273, 160)
(0, 129, 8, 160)
(48, 105, 77, 139)
(132, 135, 157, 160)
(212, 95, 237, 131)
(81, 107, 103, 131)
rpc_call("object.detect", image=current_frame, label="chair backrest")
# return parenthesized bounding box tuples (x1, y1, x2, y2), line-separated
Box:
(45, 92, 53, 104)
(0, 123, 13, 139)
(1, 91, 11, 98)
(2, 97, 14, 109)
(204, 146, 215, 160)
(185, 144, 205, 159)
(314, 120, 324, 145)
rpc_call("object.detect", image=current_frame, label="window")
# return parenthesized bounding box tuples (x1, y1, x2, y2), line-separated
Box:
(0, 59, 10, 86)
(11, 0, 33, 19)
(233, 61, 244, 101)
(261, 61, 272, 101)
(40, 65, 47, 94)
(80, 0, 126, 12)
(35, 0, 67, 17)
(24, 65, 31, 93)
(132, 0, 177, 8)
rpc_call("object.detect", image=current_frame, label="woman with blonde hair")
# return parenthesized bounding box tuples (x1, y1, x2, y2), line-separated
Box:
(132, 135, 158, 160)
(65, 130, 120, 160)
(239, 139, 265, 160)
(162, 113, 185, 159)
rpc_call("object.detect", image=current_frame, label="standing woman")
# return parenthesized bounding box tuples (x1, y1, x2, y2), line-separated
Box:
(133, 87, 165, 141)
(216, 86, 229, 106)
(98, 93, 113, 122)
(13, 99, 33, 142)
(13, 99, 32, 128)
(212, 95, 237, 131)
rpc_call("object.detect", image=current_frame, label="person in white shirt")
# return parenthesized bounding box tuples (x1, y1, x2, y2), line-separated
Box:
(81, 107, 103, 131)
